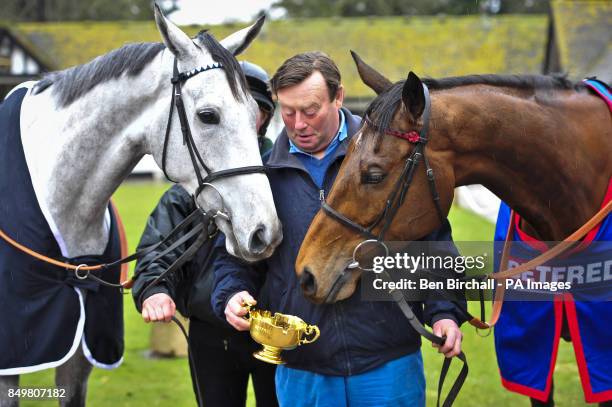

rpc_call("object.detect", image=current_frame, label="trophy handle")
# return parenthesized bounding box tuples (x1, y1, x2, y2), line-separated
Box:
(300, 325, 320, 345)
(241, 302, 253, 321)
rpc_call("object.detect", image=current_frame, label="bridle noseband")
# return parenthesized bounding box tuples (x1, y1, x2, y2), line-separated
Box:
(321, 83, 445, 252)
(161, 57, 267, 221)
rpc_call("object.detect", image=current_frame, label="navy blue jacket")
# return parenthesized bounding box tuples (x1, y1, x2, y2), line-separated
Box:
(211, 107, 465, 376)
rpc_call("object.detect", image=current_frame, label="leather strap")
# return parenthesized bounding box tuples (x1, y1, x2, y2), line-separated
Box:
(494, 200, 612, 281)
(161, 83, 178, 183)
(467, 198, 612, 329)
(386, 281, 468, 407)
(109, 200, 130, 286)
(0, 207, 213, 289)
(136, 223, 214, 307)
(321, 201, 375, 238)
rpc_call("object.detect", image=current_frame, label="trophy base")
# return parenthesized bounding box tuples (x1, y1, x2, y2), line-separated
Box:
(253, 345, 285, 365)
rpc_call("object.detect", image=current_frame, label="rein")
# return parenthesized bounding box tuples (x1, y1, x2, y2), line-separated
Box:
(0, 207, 215, 290)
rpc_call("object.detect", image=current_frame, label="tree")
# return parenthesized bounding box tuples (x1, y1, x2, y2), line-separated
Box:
(0, 0, 167, 22)
(272, 0, 550, 17)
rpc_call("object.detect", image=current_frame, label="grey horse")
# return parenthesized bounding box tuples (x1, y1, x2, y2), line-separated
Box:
(0, 5, 281, 406)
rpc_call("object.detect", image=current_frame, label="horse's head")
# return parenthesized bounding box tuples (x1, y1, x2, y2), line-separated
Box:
(296, 52, 455, 303)
(150, 6, 281, 262)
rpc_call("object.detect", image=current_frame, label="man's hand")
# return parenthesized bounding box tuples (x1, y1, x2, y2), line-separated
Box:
(432, 318, 463, 358)
(142, 293, 176, 323)
(225, 291, 256, 331)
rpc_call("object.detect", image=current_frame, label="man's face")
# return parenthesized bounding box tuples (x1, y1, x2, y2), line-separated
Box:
(277, 71, 344, 157)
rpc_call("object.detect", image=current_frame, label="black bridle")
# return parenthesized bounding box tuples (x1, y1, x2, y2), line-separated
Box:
(138, 58, 271, 407)
(321, 83, 445, 243)
(319, 83, 468, 407)
(317, 84, 445, 303)
(72, 58, 269, 290)
(161, 57, 267, 219)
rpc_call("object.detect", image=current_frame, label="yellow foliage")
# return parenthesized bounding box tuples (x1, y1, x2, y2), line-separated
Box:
(552, 1, 612, 79)
(13, 15, 549, 98)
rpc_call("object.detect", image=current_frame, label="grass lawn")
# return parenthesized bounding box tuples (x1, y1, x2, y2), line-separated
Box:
(18, 181, 588, 406)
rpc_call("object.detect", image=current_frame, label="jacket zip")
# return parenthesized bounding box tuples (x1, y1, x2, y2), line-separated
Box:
(335, 303, 352, 375)
(266, 154, 343, 205)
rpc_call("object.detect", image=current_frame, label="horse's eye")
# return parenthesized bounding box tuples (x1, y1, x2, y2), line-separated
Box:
(362, 167, 386, 184)
(197, 109, 220, 125)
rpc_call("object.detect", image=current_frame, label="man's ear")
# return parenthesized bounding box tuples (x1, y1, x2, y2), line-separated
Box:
(334, 85, 345, 108)
(154, 3, 195, 58)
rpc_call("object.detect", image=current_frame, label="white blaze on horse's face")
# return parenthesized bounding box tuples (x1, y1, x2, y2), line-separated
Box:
(153, 8, 281, 261)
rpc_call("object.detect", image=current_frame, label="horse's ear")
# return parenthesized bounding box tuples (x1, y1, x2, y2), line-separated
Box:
(350, 50, 392, 95)
(154, 3, 194, 58)
(402, 71, 425, 120)
(219, 16, 265, 56)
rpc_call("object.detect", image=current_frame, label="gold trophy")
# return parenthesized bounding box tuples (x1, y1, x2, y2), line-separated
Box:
(243, 303, 320, 364)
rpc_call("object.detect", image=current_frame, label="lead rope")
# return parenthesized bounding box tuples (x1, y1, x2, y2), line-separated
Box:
(165, 240, 219, 407)
(381, 269, 468, 407)
(381, 86, 467, 407)
(171, 316, 204, 407)
(462, 198, 612, 331)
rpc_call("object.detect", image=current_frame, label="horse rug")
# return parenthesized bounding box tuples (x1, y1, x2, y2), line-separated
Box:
(0, 87, 124, 374)
(493, 79, 612, 403)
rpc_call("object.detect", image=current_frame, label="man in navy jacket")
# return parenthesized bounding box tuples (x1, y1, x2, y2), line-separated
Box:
(212, 52, 465, 407)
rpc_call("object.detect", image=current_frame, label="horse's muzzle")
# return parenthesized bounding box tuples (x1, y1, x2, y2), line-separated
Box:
(299, 266, 318, 298)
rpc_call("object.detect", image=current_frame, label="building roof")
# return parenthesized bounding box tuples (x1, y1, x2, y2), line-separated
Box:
(551, 0, 611, 83)
(0, 27, 55, 71)
(10, 15, 548, 99)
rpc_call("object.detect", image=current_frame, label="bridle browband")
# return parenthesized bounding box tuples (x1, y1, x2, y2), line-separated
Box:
(321, 83, 445, 243)
(161, 57, 267, 218)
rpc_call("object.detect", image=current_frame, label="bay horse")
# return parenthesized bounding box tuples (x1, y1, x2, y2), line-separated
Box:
(296, 52, 611, 303)
(0, 5, 281, 406)
(295, 52, 612, 403)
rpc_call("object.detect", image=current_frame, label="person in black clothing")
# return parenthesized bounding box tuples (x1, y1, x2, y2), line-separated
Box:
(131, 61, 278, 407)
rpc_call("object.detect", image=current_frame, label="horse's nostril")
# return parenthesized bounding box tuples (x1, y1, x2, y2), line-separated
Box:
(300, 267, 317, 297)
(248, 224, 268, 255)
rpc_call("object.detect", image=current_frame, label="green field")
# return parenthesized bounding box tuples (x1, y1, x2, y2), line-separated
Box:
(18, 181, 588, 406)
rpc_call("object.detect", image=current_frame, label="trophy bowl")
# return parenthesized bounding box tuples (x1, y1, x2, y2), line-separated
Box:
(243, 303, 320, 365)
